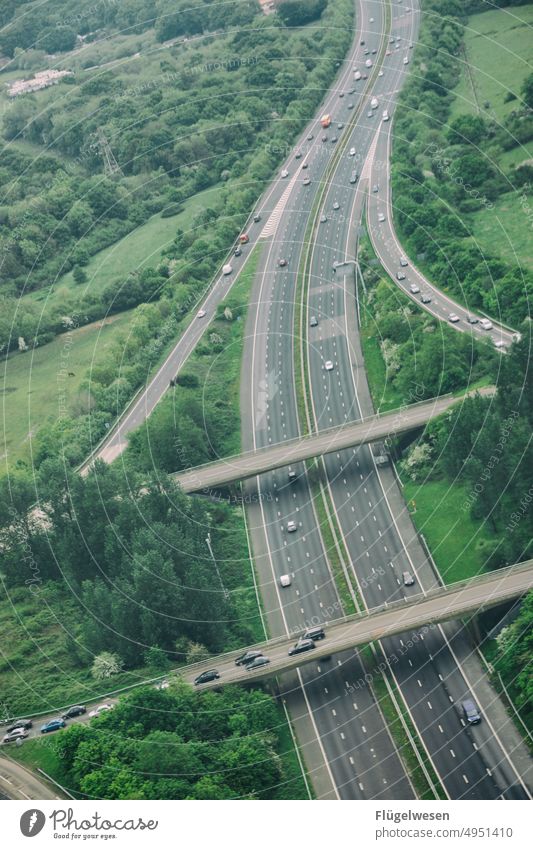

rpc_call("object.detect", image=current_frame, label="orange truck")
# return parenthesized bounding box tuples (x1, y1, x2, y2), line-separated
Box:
(320, 114, 332, 128)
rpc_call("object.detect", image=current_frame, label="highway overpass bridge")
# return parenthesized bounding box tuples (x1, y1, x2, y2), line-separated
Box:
(173, 390, 494, 494)
(182, 560, 533, 689)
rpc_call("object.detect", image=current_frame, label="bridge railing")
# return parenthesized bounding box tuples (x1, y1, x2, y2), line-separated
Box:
(171, 392, 461, 481)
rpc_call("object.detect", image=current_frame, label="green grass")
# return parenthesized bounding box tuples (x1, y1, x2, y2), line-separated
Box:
(0, 584, 154, 718)
(184, 247, 261, 459)
(25, 185, 222, 309)
(451, 4, 533, 124)
(0, 311, 132, 476)
(399, 476, 490, 584)
(272, 706, 313, 799)
(359, 328, 406, 413)
(470, 190, 533, 270)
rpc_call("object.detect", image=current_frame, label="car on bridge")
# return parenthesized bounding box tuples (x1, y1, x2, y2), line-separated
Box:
(247, 656, 270, 670)
(289, 640, 316, 657)
(235, 651, 264, 667)
(62, 705, 86, 720)
(194, 670, 220, 685)
(40, 718, 66, 734)
(2, 728, 29, 744)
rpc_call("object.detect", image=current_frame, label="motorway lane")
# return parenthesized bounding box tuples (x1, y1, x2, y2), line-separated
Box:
(303, 1, 531, 800)
(241, 0, 415, 800)
(366, 109, 518, 348)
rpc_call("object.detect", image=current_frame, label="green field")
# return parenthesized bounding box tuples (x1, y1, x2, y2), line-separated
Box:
(452, 4, 533, 124)
(0, 311, 131, 475)
(400, 477, 490, 584)
(470, 189, 533, 269)
(26, 185, 222, 309)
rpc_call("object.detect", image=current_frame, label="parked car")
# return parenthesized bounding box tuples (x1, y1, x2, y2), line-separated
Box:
(235, 651, 263, 667)
(3, 728, 28, 744)
(194, 670, 220, 686)
(5, 719, 32, 733)
(288, 639, 316, 657)
(246, 656, 270, 670)
(62, 705, 86, 720)
(88, 703, 114, 718)
(40, 718, 66, 734)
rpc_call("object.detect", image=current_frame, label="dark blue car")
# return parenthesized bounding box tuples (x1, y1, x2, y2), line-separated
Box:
(40, 718, 66, 734)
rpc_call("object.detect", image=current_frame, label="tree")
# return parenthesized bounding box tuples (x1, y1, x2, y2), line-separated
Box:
(73, 266, 87, 285)
(91, 652, 124, 680)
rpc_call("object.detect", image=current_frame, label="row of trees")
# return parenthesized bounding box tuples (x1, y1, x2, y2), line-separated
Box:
(391, 0, 533, 327)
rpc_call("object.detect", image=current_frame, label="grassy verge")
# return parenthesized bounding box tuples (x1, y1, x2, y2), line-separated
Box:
(399, 476, 490, 584)
(273, 705, 313, 799)
(1, 311, 133, 476)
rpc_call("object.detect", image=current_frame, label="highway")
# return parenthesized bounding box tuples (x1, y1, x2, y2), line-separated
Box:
(299, 0, 531, 800)
(365, 117, 517, 347)
(239, 0, 532, 802)
(172, 389, 494, 493)
(239, 0, 421, 801)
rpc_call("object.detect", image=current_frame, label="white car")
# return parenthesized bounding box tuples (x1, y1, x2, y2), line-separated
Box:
(197, 309, 206, 318)
(88, 703, 114, 718)
(397, 271, 406, 280)
(333, 201, 340, 210)
(222, 263, 233, 276)
(493, 339, 506, 349)
(403, 57, 409, 64)
(281, 169, 289, 178)
(370, 16, 374, 22)
(349, 147, 356, 156)
(479, 318, 493, 330)
(365, 59, 373, 68)
(378, 213, 386, 222)
(303, 177, 311, 185)
(378, 70, 384, 77)
(409, 283, 420, 294)
(286, 520, 297, 533)
(280, 574, 292, 587)
(324, 360, 334, 371)
(448, 313, 460, 323)
(400, 257, 408, 266)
